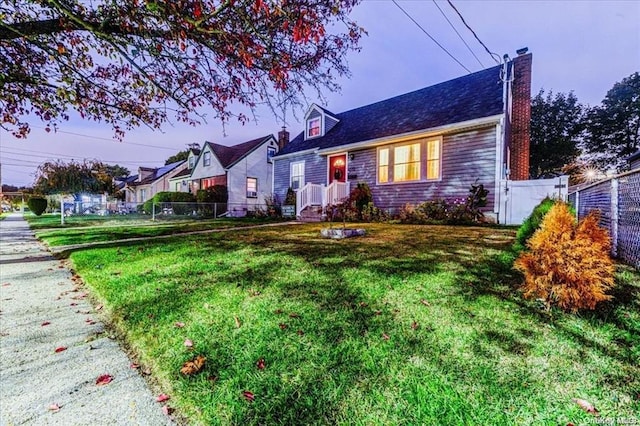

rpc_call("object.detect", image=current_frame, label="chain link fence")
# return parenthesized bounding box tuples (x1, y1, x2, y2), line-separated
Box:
(568, 168, 640, 269)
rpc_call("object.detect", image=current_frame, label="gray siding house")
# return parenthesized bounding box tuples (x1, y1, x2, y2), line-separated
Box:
(273, 51, 533, 223)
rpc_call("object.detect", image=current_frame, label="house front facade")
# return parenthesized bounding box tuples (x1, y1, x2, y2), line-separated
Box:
(187, 135, 279, 216)
(123, 160, 187, 207)
(273, 51, 533, 223)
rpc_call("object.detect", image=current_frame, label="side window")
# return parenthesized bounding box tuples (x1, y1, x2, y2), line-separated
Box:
(290, 161, 305, 190)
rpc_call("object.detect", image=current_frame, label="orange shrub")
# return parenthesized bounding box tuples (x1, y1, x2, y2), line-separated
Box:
(514, 202, 614, 312)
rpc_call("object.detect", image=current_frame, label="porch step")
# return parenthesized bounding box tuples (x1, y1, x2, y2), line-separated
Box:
(298, 205, 324, 222)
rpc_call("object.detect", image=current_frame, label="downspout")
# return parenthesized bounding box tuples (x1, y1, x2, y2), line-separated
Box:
(497, 55, 512, 224)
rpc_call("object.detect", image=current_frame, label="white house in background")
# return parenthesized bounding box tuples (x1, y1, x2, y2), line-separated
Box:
(123, 160, 187, 207)
(168, 144, 202, 193)
(185, 135, 279, 216)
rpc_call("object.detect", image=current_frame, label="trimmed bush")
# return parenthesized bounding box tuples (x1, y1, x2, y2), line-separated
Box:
(27, 197, 47, 216)
(514, 202, 614, 312)
(196, 185, 228, 203)
(143, 191, 196, 214)
(514, 197, 576, 252)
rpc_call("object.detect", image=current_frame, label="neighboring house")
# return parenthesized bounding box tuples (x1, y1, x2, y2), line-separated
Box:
(273, 50, 533, 223)
(168, 144, 202, 193)
(628, 150, 640, 170)
(123, 161, 188, 207)
(186, 135, 279, 216)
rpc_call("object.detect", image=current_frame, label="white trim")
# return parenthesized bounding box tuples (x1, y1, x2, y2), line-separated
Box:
(319, 114, 502, 155)
(306, 115, 323, 139)
(290, 160, 305, 190)
(273, 148, 318, 161)
(494, 121, 503, 215)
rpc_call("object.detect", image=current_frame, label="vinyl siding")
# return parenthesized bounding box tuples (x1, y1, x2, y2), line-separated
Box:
(347, 126, 497, 212)
(273, 151, 327, 200)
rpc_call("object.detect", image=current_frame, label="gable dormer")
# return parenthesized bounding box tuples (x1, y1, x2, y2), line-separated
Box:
(304, 104, 339, 140)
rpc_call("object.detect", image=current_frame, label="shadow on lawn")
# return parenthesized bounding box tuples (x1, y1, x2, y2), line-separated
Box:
(459, 248, 640, 366)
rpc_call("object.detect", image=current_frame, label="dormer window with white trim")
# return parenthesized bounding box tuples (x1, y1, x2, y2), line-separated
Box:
(307, 117, 321, 138)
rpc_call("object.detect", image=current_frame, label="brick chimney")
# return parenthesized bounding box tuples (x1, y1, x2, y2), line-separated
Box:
(278, 127, 289, 151)
(509, 50, 532, 180)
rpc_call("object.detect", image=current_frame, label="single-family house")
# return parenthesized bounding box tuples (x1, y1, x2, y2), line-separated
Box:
(273, 50, 533, 223)
(123, 160, 187, 208)
(186, 135, 279, 216)
(168, 144, 202, 193)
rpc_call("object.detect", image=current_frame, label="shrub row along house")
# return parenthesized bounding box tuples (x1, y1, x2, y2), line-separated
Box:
(122, 50, 535, 222)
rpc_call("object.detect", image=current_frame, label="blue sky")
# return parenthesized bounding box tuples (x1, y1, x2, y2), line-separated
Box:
(1, 0, 638, 186)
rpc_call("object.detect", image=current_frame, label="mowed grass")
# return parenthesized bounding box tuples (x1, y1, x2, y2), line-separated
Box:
(31, 214, 288, 247)
(67, 224, 639, 425)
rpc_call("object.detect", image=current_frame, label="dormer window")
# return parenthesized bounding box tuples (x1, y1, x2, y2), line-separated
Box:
(307, 117, 321, 138)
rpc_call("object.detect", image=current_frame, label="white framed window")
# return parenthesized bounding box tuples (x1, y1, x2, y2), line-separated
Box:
(290, 161, 305, 190)
(203, 151, 211, 167)
(139, 188, 147, 202)
(188, 156, 195, 169)
(377, 137, 442, 184)
(246, 177, 258, 198)
(307, 117, 321, 138)
(267, 146, 276, 163)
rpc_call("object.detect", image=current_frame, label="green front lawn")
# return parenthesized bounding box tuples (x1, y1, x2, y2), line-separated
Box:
(68, 224, 639, 425)
(33, 216, 288, 246)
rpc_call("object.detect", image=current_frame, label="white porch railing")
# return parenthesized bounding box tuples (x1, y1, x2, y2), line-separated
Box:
(325, 181, 349, 206)
(296, 181, 350, 217)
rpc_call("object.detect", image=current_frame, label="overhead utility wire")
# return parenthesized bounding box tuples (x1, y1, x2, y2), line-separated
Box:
(446, 0, 501, 64)
(391, 0, 472, 74)
(431, 0, 484, 68)
(31, 126, 178, 151)
(1, 147, 161, 165)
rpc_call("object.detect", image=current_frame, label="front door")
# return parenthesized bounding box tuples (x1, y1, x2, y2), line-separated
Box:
(329, 154, 347, 184)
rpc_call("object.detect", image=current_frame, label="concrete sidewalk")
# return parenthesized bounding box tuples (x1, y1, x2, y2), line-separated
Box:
(0, 213, 173, 425)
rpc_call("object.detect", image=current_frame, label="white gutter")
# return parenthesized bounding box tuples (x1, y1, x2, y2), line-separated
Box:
(317, 114, 503, 156)
(272, 147, 319, 161)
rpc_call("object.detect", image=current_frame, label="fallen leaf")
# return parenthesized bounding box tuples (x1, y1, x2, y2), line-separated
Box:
(279, 323, 288, 330)
(156, 394, 170, 403)
(96, 374, 113, 386)
(374, 310, 382, 315)
(256, 358, 265, 370)
(359, 302, 368, 307)
(174, 322, 185, 328)
(180, 355, 206, 375)
(572, 398, 599, 416)
(297, 329, 304, 336)
(130, 363, 140, 369)
(420, 299, 430, 306)
(310, 290, 318, 295)
(162, 405, 174, 416)
(382, 333, 390, 340)
(274, 309, 283, 314)
(411, 321, 419, 330)
(234, 316, 241, 328)
(48, 403, 60, 412)
(242, 390, 255, 402)
(142, 368, 152, 375)
(207, 375, 218, 383)
(69, 303, 77, 306)
(54, 346, 67, 353)
(184, 339, 193, 348)
(95, 304, 103, 311)
(41, 321, 51, 326)
(289, 312, 300, 318)
(1, 283, 10, 287)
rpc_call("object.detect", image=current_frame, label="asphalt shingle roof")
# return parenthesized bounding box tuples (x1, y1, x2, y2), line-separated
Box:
(207, 135, 273, 168)
(127, 161, 185, 186)
(278, 64, 504, 156)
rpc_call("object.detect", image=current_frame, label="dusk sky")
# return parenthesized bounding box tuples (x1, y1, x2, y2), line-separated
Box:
(1, 0, 638, 187)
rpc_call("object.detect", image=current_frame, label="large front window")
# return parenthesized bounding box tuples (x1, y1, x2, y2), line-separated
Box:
(291, 161, 305, 190)
(377, 138, 441, 184)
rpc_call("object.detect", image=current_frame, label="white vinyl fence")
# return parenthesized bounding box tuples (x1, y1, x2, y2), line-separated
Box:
(498, 176, 569, 225)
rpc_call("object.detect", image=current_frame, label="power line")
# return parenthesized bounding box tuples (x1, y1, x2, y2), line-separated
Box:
(446, 0, 501, 65)
(0, 147, 161, 165)
(1, 166, 34, 176)
(30, 126, 179, 151)
(0, 156, 42, 165)
(431, 0, 484, 69)
(391, 0, 472, 74)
